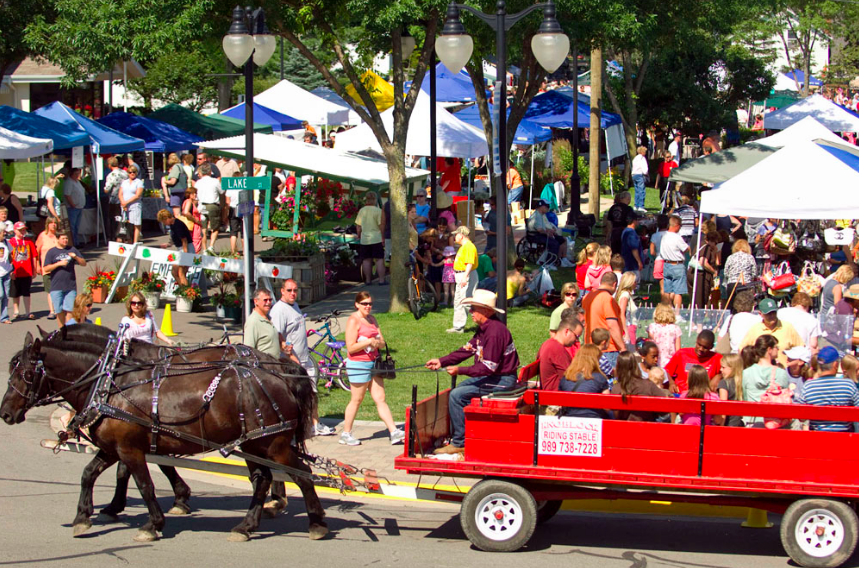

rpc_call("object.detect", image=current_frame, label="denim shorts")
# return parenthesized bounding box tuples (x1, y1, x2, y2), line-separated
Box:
(346, 359, 375, 385)
(662, 262, 688, 294)
(49, 289, 77, 313)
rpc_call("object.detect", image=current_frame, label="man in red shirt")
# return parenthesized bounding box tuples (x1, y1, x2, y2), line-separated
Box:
(582, 271, 626, 371)
(537, 315, 583, 391)
(664, 330, 722, 393)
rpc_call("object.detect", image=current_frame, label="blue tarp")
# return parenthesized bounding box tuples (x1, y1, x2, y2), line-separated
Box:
(98, 112, 202, 153)
(784, 70, 823, 88)
(524, 90, 622, 129)
(408, 63, 481, 102)
(220, 102, 302, 131)
(0, 105, 90, 150)
(454, 104, 551, 145)
(33, 102, 145, 154)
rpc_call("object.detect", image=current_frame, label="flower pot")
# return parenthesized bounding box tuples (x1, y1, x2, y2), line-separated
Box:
(114, 286, 128, 302)
(90, 286, 109, 304)
(224, 306, 242, 323)
(215, 305, 226, 319)
(144, 292, 160, 311)
(176, 297, 193, 313)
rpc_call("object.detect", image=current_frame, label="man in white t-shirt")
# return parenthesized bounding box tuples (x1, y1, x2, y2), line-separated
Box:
(195, 163, 224, 252)
(668, 133, 681, 164)
(269, 278, 335, 436)
(718, 290, 762, 353)
(658, 215, 690, 315)
(777, 292, 820, 351)
(225, 185, 244, 256)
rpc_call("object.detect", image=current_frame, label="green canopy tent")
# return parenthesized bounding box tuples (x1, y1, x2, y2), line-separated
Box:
(208, 113, 273, 135)
(668, 143, 777, 184)
(148, 104, 271, 140)
(754, 91, 801, 110)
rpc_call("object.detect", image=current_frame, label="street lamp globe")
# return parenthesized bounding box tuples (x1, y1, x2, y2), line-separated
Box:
(253, 34, 277, 65)
(531, 32, 569, 73)
(436, 34, 473, 75)
(223, 6, 254, 67)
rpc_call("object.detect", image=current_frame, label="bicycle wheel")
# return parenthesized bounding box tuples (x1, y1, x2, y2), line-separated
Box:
(422, 279, 439, 312)
(408, 278, 421, 320)
(335, 360, 351, 391)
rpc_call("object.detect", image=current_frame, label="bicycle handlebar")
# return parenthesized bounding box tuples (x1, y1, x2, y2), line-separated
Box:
(310, 309, 344, 323)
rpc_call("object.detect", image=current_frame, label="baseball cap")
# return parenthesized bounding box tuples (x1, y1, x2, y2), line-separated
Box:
(784, 346, 811, 364)
(758, 298, 778, 314)
(452, 226, 470, 237)
(536, 199, 550, 208)
(817, 346, 842, 365)
(13, 221, 26, 231)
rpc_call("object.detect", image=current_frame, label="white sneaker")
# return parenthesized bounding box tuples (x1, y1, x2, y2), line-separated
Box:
(315, 423, 336, 436)
(446, 327, 464, 333)
(389, 429, 406, 445)
(339, 432, 361, 446)
(560, 258, 575, 268)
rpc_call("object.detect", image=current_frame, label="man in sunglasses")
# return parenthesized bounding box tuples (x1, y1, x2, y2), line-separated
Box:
(244, 288, 285, 360)
(270, 278, 335, 437)
(426, 290, 519, 454)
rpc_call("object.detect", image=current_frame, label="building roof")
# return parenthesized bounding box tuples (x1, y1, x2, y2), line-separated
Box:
(2, 57, 145, 83)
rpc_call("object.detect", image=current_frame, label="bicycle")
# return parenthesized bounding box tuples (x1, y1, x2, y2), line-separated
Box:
(306, 310, 351, 392)
(407, 257, 438, 320)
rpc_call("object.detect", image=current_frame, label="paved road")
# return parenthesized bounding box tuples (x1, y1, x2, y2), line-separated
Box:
(3, 405, 850, 568)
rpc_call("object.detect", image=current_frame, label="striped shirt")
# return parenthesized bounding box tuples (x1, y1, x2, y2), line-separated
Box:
(797, 375, 859, 432)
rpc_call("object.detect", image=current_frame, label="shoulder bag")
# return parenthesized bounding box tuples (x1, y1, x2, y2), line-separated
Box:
(36, 186, 50, 218)
(761, 368, 792, 430)
(796, 262, 823, 298)
(763, 261, 796, 291)
(825, 226, 855, 246)
(373, 344, 396, 379)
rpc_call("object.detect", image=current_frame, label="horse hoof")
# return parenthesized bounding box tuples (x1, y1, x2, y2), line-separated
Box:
(167, 506, 191, 516)
(228, 531, 250, 542)
(72, 521, 92, 537)
(133, 529, 158, 542)
(98, 512, 120, 523)
(309, 523, 329, 540)
(262, 501, 284, 519)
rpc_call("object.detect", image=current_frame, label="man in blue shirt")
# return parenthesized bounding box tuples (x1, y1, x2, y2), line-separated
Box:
(620, 214, 644, 278)
(414, 187, 431, 235)
(797, 346, 859, 432)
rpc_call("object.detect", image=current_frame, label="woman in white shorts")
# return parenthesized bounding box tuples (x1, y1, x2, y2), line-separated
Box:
(119, 166, 144, 244)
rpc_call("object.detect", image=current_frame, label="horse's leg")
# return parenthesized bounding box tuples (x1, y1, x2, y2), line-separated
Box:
(159, 466, 192, 515)
(263, 481, 287, 518)
(228, 462, 272, 542)
(99, 460, 130, 520)
(73, 450, 118, 537)
(122, 453, 166, 542)
(284, 449, 328, 540)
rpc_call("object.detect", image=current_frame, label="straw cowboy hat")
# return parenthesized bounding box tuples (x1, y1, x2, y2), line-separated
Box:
(462, 289, 505, 314)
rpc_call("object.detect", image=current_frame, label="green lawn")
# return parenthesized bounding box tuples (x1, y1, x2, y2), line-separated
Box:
(1, 162, 42, 193)
(315, 303, 555, 421)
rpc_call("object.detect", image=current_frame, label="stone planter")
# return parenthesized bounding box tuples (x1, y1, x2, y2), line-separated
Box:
(144, 292, 161, 311)
(176, 297, 193, 313)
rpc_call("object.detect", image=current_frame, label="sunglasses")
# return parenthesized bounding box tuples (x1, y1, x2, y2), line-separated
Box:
(565, 293, 577, 297)
(85, 304, 93, 308)
(285, 288, 298, 293)
(130, 301, 144, 306)
(260, 298, 273, 303)
(358, 301, 373, 306)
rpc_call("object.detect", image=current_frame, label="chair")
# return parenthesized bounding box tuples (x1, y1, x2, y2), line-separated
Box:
(515, 232, 548, 264)
(517, 360, 541, 388)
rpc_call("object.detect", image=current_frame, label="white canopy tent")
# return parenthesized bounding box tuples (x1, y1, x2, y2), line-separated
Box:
(763, 94, 859, 133)
(198, 133, 428, 190)
(699, 140, 859, 219)
(756, 116, 844, 148)
(333, 91, 489, 158)
(773, 73, 800, 92)
(253, 79, 352, 126)
(0, 126, 53, 159)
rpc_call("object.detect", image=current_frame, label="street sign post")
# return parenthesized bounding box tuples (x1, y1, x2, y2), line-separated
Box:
(221, 174, 271, 191)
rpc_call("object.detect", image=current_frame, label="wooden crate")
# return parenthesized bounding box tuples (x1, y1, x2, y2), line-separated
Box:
(265, 254, 327, 304)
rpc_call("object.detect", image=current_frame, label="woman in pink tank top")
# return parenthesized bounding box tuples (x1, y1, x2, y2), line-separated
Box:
(339, 291, 405, 447)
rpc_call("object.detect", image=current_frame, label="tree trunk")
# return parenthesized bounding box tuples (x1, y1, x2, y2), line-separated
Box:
(383, 147, 410, 312)
(589, 48, 603, 219)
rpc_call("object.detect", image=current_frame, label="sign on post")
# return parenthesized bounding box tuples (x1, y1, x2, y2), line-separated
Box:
(221, 174, 271, 191)
(72, 146, 84, 168)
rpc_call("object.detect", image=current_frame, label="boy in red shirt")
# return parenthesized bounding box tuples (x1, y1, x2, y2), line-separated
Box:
(664, 330, 722, 393)
(9, 222, 38, 320)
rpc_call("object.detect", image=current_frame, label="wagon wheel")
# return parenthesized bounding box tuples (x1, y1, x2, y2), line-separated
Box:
(460, 479, 537, 552)
(781, 499, 859, 568)
(535, 500, 563, 525)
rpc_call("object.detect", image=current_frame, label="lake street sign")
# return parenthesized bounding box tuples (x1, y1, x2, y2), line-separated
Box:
(221, 173, 271, 191)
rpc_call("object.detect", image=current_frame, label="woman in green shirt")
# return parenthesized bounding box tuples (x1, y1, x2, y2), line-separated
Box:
(742, 334, 790, 426)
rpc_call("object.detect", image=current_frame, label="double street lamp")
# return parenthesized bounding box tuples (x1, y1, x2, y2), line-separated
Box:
(223, 6, 275, 317)
(435, 0, 569, 319)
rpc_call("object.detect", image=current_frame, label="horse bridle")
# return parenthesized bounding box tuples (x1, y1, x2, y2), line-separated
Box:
(8, 357, 47, 410)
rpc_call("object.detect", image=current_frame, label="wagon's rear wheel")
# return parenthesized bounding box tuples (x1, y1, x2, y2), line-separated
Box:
(781, 499, 859, 568)
(460, 479, 537, 552)
(535, 500, 563, 525)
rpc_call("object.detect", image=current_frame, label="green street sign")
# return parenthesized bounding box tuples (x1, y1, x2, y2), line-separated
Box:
(221, 173, 271, 191)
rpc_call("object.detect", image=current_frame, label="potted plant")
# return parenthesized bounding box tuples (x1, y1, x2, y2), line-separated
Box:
(222, 293, 243, 323)
(82, 265, 116, 303)
(174, 283, 201, 313)
(130, 272, 166, 310)
(210, 283, 230, 319)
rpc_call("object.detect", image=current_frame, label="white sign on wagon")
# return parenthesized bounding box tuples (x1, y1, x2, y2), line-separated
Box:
(537, 416, 602, 457)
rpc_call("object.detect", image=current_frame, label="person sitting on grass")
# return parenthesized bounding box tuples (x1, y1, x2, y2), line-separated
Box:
(156, 209, 191, 286)
(506, 258, 533, 308)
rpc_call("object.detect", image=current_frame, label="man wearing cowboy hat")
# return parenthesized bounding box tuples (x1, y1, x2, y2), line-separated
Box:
(426, 290, 520, 454)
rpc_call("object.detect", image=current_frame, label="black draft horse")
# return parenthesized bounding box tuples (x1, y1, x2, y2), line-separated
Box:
(1, 329, 327, 542)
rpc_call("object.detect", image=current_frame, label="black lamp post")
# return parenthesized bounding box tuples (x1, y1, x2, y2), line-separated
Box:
(223, 5, 276, 316)
(436, 0, 569, 320)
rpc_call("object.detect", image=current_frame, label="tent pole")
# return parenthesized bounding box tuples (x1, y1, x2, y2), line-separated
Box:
(688, 213, 704, 336)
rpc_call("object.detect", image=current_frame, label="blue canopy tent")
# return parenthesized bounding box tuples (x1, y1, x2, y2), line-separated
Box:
(407, 63, 482, 102)
(33, 102, 146, 245)
(98, 112, 202, 153)
(783, 69, 823, 88)
(0, 105, 89, 149)
(524, 90, 622, 129)
(454, 103, 551, 145)
(220, 102, 302, 132)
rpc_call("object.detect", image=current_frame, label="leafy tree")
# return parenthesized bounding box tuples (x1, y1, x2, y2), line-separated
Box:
(263, 41, 327, 91)
(771, 0, 839, 95)
(0, 0, 53, 81)
(128, 41, 222, 111)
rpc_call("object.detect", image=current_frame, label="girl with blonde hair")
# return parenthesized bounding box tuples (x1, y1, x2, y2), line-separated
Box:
(647, 303, 681, 368)
(822, 264, 856, 313)
(66, 293, 93, 325)
(717, 353, 744, 427)
(560, 344, 610, 418)
(584, 245, 612, 291)
(576, 241, 599, 289)
(615, 271, 638, 344)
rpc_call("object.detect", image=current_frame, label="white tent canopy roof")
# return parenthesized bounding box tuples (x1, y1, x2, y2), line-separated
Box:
(0, 126, 53, 159)
(700, 140, 859, 219)
(197, 134, 428, 189)
(333, 91, 489, 158)
(756, 116, 844, 148)
(773, 72, 800, 92)
(763, 94, 859, 133)
(253, 79, 352, 126)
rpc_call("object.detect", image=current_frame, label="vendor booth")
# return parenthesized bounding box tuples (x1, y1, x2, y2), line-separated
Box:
(764, 94, 859, 133)
(0, 126, 53, 159)
(148, 103, 271, 139)
(254, 79, 352, 127)
(220, 102, 302, 132)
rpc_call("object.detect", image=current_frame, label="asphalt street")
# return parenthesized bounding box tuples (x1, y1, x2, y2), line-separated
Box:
(3, 406, 855, 568)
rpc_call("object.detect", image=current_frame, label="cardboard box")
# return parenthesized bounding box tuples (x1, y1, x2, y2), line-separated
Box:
(456, 200, 475, 234)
